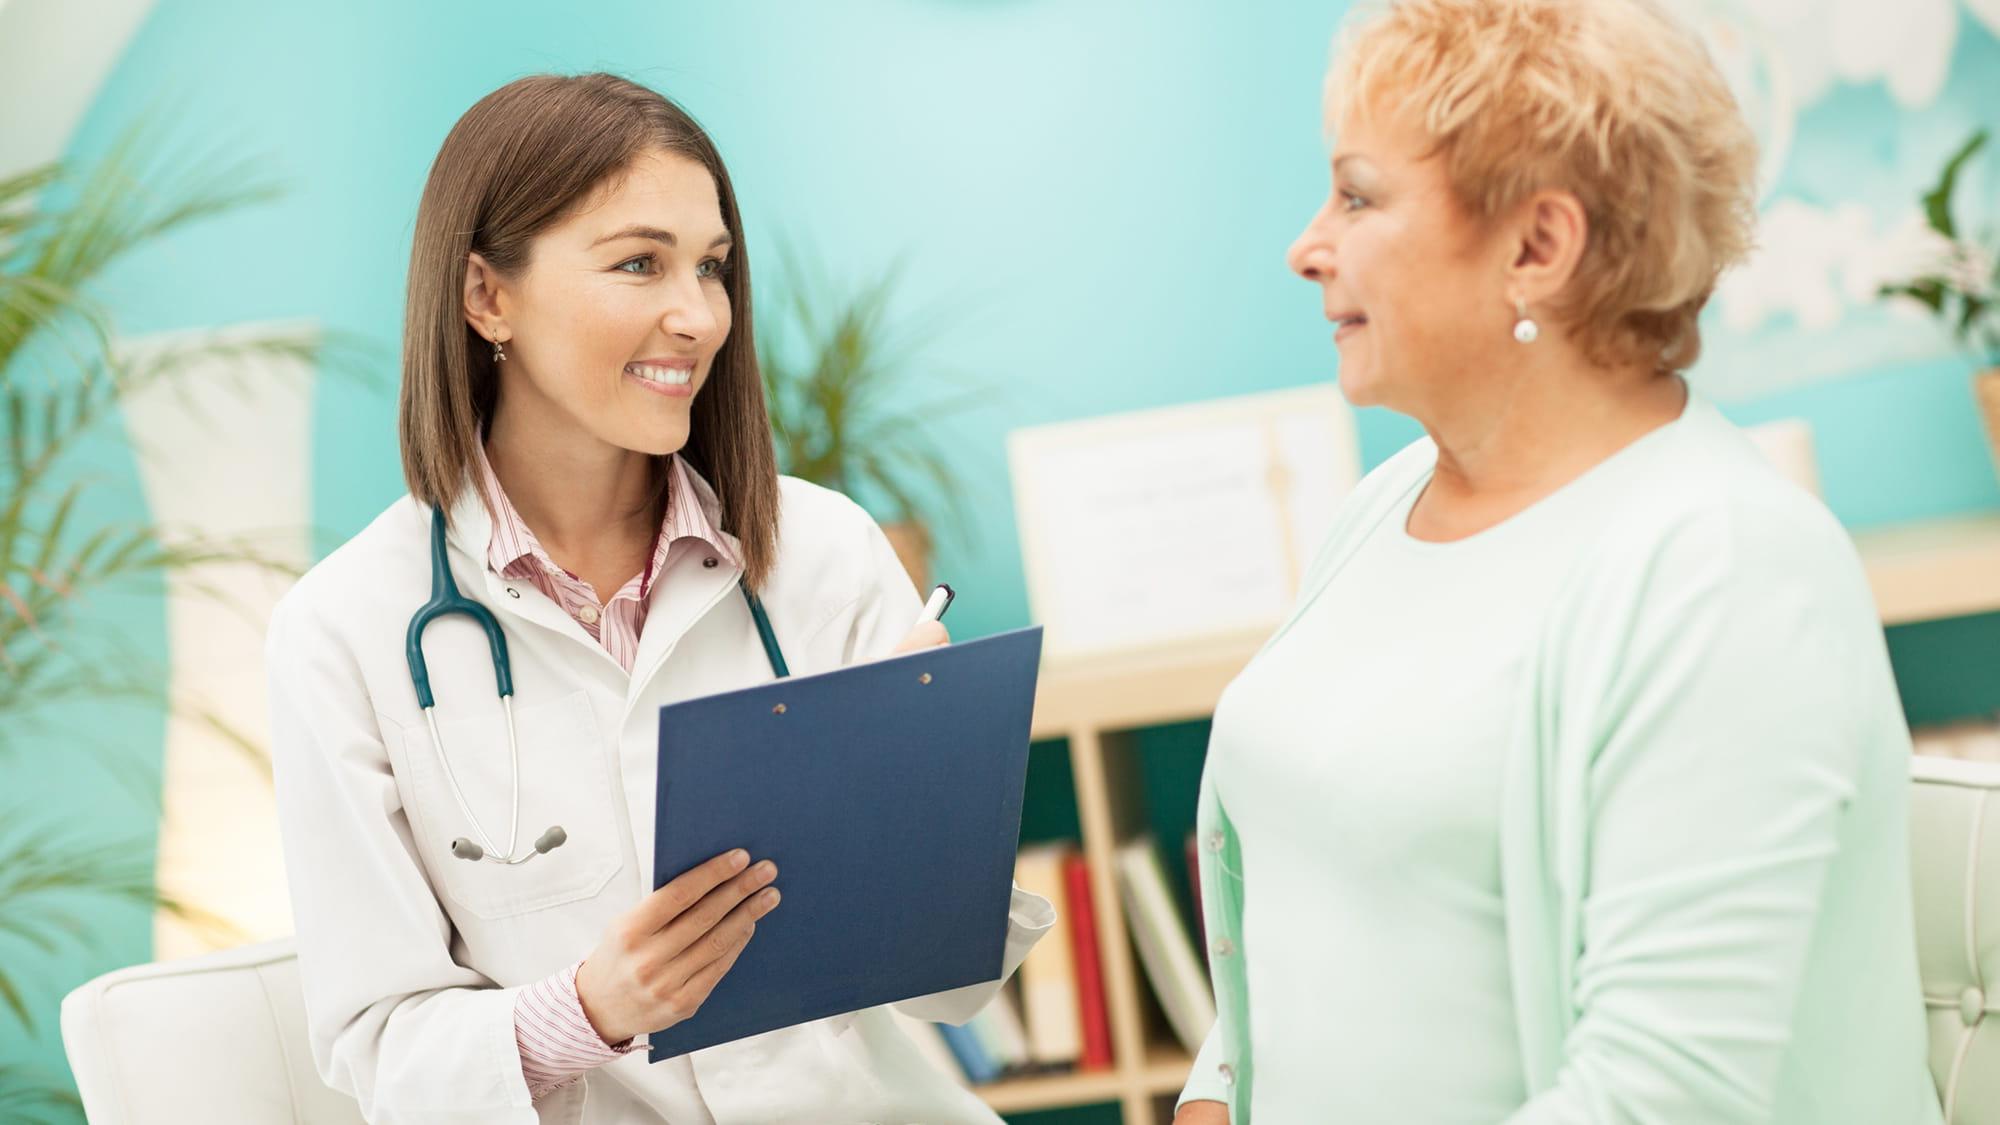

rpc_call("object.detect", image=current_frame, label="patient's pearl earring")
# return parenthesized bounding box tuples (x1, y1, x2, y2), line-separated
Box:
(492, 337, 508, 362)
(1511, 297, 1539, 344)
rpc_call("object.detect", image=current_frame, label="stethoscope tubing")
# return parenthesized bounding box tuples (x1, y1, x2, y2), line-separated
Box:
(424, 696, 535, 863)
(411, 504, 788, 867)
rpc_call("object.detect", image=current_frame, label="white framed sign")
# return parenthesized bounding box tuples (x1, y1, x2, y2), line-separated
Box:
(1008, 385, 1362, 662)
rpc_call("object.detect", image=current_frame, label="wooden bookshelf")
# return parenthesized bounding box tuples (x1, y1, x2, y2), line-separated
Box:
(979, 512, 2000, 1124)
(1854, 512, 2000, 626)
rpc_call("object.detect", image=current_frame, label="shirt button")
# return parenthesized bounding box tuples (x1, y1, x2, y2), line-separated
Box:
(1212, 938, 1234, 958)
(703, 557, 719, 569)
(576, 604, 600, 625)
(1218, 1063, 1235, 1086)
(1962, 986, 1987, 1025)
(1205, 831, 1225, 854)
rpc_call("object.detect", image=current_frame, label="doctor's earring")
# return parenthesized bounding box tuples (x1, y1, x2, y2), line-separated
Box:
(1511, 297, 1539, 345)
(491, 336, 508, 362)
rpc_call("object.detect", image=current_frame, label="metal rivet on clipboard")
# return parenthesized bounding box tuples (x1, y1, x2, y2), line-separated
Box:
(773, 703, 787, 715)
(919, 673, 932, 685)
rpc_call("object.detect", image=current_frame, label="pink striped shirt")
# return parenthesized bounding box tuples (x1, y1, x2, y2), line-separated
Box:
(473, 444, 739, 1098)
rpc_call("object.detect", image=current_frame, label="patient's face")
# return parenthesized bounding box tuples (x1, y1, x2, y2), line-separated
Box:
(1286, 104, 1516, 420)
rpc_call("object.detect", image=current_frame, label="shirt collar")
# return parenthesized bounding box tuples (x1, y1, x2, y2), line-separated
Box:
(469, 442, 741, 592)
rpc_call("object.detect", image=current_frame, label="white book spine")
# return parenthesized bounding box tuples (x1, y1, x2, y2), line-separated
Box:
(1116, 839, 1217, 1052)
(988, 982, 1034, 1068)
(1014, 843, 1084, 1064)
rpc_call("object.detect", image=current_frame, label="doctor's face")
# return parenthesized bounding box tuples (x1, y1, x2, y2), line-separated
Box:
(483, 149, 733, 457)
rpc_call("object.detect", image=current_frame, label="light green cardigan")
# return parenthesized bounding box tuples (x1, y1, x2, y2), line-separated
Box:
(1180, 396, 1943, 1123)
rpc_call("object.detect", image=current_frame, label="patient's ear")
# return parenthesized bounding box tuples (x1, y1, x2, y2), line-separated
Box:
(1503, 189, 1589, 306)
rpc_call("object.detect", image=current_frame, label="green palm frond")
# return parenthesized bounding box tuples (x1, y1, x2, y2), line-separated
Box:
(0, 1065, 84, 1125)
(0, 818, 242, 1030)
(0, 119, 371, 1044)
(3, 122, 281, 328)
(0, 826, 157, 1030)
(1, 147, 375, 743)
(757, 244, 995, 538)
(1, 126, 282, 382)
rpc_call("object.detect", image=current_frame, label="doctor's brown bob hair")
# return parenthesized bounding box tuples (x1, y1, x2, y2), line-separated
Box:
(398, 73, 780, 589)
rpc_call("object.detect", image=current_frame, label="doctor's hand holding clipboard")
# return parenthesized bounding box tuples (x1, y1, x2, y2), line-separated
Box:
(572, 586, 956, 1046)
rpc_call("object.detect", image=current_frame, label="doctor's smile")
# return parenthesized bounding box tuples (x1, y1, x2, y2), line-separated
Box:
(623, 359, 698, 397)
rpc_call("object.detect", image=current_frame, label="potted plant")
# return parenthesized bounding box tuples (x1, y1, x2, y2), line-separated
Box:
(1880, 129, 2000, 475)
(2, 127, 344, 1115)
(756, 251, 984, 589)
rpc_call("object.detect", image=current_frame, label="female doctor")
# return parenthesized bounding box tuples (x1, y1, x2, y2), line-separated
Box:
(267, 73, 1051, 1125)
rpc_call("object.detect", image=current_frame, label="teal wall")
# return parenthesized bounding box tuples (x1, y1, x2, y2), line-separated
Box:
(53, 0, 2000, 636)
(7, 0, 1999, 1115)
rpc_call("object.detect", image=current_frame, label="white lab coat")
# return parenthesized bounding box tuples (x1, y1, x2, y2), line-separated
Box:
(266, 471, 1052, 1125)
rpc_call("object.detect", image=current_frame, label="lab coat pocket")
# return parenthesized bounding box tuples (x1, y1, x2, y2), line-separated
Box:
(398, 689, 624, 919)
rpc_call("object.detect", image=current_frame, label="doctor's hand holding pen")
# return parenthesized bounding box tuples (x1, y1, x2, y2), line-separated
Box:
(889, 585, 954, 656)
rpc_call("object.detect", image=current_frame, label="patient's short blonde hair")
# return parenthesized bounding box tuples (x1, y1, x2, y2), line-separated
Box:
(1330, 0, 1758, 373)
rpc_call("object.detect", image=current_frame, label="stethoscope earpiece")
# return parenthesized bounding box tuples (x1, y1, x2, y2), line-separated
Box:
(450, 838, 484, 861)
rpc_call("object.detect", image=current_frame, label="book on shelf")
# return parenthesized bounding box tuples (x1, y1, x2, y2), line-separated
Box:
(1117, 837, 1217, 1053)
(903, 992, 1035, 1089)
(1013, 842, 1085, 1068)
(1062, 850, 1115, 1071)
(968, 983, 1031, 1071)
(1185, 829, 1209, 957)
(933, 1019, 1002, 1085)
(891, 1008, 969, 1088)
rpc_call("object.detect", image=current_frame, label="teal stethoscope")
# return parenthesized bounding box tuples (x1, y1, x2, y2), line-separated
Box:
(406, 505, 790, 866)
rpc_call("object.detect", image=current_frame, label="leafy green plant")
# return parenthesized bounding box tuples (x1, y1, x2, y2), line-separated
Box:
(0, 1063, 84, 1125)
(1880, 129, 1999, 364)
(1, 133, 354, 755)
(756, 250, 988, 539)
(0, 124, 361, 1106)
(0, 824, 159, 1030)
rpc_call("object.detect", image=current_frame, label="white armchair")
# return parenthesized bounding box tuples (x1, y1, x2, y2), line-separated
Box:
(59, 938, 362, 1123)
(1911, 753, 2000, 1124)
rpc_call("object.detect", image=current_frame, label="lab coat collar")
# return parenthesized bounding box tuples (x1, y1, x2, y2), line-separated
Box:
(438, 461, 750, 692)
(437, 472, 609, 663)
(441, 471, 497, 570)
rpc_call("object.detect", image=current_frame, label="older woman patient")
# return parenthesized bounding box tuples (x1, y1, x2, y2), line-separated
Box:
(1174, 1, 1942, 1122)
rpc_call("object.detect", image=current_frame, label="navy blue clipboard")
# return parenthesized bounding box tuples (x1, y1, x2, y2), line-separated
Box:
(647, 625, 1044, 1061)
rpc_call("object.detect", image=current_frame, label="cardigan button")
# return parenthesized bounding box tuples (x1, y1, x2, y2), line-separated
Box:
(1212, 937, 1235, 958)
(1218, 1063, 1235, 1086)
(1205, 831, 1225, 854)
(1962, 986, 1987, 1025)
(703, 557, 719, 568)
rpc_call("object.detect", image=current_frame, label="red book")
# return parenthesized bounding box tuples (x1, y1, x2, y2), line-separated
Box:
(1186, 831, 1209, 956)
(1062, 852, 1115, 1071)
